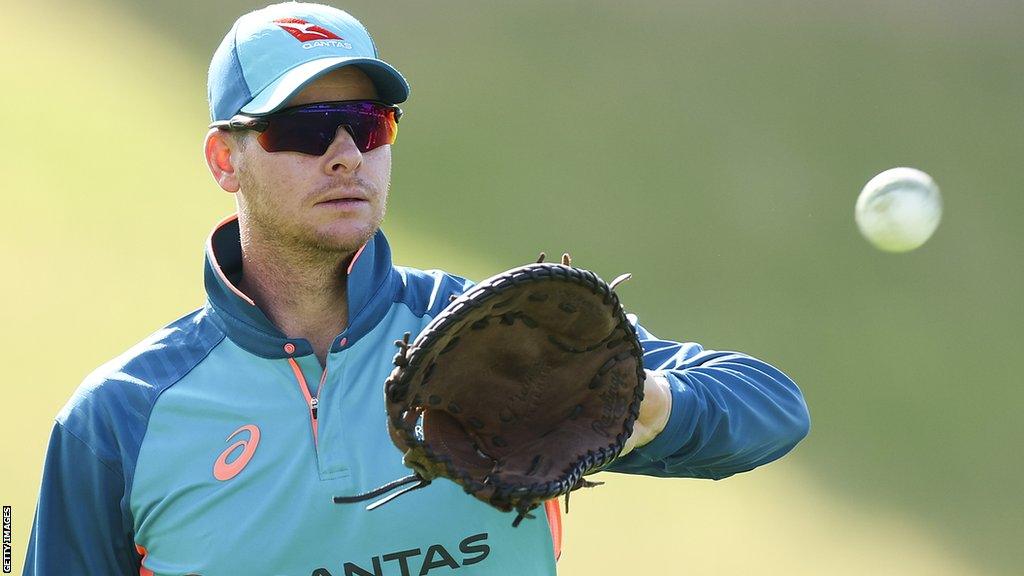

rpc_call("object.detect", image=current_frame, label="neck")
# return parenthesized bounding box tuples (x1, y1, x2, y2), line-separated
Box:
(237, 225, 352, 367)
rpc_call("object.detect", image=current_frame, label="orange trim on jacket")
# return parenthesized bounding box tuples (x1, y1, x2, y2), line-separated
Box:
(544, 499, 563, 560)
(135, 544, 154, 576)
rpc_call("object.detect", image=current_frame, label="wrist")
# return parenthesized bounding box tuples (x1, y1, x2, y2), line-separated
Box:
(619, 369, 673, 457)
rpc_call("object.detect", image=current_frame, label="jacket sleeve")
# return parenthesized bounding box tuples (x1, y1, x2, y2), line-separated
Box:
(605, 317, 811, 479)
(23, 421, 141, 575)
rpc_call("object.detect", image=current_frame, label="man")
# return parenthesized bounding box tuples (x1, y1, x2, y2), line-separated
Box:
(23, 3, 810, 575)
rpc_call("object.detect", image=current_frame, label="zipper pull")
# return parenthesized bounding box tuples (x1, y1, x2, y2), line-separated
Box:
(310, 397, 319, 420)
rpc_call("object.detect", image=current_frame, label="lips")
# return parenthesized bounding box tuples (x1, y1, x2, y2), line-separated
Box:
(318, 198, 367, 205)
(315, 191, 369, 206)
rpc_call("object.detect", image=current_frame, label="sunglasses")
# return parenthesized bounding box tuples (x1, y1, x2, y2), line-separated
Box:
(210, 100, 402, 156)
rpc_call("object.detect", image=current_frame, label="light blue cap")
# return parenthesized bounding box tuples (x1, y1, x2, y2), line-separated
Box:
(207, 2, 409, 121)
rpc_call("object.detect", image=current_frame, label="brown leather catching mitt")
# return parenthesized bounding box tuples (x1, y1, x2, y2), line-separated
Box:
(335, 254, 645, 526)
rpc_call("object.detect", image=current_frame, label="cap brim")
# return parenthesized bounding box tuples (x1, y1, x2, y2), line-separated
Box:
(240, 57, 409, 115)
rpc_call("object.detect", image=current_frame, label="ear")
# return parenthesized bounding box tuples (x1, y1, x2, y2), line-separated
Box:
(204, 128, 242, 193)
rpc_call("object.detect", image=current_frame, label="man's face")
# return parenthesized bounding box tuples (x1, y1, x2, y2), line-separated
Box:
(233, 66, 391, 255)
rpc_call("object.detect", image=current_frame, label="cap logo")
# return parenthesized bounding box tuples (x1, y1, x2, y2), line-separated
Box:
(274, 17, 342, 41)
(273, 17, 354, 50)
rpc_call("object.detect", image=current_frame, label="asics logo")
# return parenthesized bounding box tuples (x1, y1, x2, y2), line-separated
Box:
(213, 424, 261, 481)
(274, 18, 343, 42)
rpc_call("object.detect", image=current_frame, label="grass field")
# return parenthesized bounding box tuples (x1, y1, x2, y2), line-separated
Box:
(2, 0, 1021, 574)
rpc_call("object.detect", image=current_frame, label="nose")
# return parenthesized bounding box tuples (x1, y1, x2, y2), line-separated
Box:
(322, 125, 362, 174)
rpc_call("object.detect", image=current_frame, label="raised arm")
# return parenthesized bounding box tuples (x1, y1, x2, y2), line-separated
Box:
(607, 317, 811, 479)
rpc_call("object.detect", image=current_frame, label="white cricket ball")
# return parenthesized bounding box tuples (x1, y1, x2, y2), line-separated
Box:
(855, 167, 943, 252)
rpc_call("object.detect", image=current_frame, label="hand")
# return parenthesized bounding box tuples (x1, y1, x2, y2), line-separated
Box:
(619, 370, 673, 457)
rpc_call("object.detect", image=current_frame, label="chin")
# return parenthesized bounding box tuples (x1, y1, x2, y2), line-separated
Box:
(310, 220, 379, 253)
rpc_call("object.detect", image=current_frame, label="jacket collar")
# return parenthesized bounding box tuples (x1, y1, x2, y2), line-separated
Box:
(203, 214, 398, 359)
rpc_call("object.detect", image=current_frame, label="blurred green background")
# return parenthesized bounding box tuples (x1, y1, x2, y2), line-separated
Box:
(2, 0, 1021, 574)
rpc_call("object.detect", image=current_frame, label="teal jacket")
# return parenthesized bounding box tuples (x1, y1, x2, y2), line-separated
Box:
(24, 215, 810, 575)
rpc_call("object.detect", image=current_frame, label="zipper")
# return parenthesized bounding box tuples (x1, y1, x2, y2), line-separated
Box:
(287, 358, 328, 447)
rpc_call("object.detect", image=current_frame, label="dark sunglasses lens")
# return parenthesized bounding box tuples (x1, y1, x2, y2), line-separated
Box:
(257, 114, 335, 155)
(256, 103, 398, 155)
(344, 103, 399, 152)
